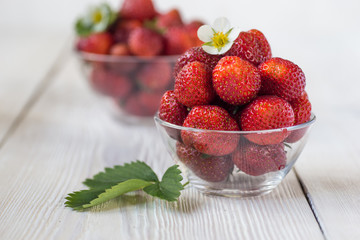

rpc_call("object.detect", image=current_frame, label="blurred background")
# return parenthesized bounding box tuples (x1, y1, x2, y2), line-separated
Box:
(1, 0, 360, 116)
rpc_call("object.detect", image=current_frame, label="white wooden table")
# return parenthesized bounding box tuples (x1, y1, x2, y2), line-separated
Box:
(1, 11, 360, 240)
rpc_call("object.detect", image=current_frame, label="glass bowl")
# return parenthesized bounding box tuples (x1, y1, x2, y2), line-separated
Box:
(76, 51, 179, 123)
(154, 113, 316, 197)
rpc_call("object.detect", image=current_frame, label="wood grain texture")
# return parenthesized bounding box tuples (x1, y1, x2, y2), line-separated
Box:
(0, 27, 68, 143)
(0, 56, 323, 239)
(295, 106, 360, 240)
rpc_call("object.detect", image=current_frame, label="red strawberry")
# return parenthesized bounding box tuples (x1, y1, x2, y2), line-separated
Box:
(259, 57, 306, 102)
(109, 43, 131, 56)
(174, 61, 215, 108)
(285, 91, 312, 143)
(248, 29, 272, 63)
(136, 61, 172, 91)
(156, 9, 183, 29)
(185, 20, 205, 47)
(226, 29, 271, 66)
(120, 0, 157, 21)
(123, 91, 163, 116)
(213, 56, 261, 105)
(112, 19, 142, 43)
(91, 65, 133, 100)
(159, 90, 188, 126)
(176, 142, 234, 182)
(174, 47, 221, 77)
(163, 26, 193, 55)
(181, 105, 240, 156)
(240, 95, 295, 145)
(128, 27, 164, 56)
(77, 32, 113, 54)
(290, 91, 312, 125)
(232, 141, 286, 176)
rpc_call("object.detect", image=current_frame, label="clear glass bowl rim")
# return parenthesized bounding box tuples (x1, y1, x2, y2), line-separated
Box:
(154, 112, 316, 134)
(75, 50, 180, 63)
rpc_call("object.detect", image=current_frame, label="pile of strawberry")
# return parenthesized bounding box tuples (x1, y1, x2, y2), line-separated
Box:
(158, 29, 312, 181)
(75, 0, 204, 117)
(76, 0, 203, 56)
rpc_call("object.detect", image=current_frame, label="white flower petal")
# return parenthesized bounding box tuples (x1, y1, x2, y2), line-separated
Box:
(202, 45, 220, 55)
(197, 25, 213, 43)
(228, 27, 241, 41)
(218, 43, 233, 54)
(212, 17, 231, 33)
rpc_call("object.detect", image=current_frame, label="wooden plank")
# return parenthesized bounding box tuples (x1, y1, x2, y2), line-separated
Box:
(295, 106, 360, 239)
(0, 56, 323, 239)
(0, 28, 68, 143)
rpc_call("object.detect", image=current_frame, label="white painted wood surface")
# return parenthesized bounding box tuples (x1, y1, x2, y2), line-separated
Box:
(1, 0, 360, 237)
(0, 28, 68, 143)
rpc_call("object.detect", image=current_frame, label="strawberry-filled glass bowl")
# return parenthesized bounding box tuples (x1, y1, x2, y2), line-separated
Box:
(77, 52, 179, 123)
(154, 113, 316, 197)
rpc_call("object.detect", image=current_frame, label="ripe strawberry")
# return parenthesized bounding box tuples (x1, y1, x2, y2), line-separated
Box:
(213, 56, 261, 105)
(232, 141, 286, 176)
(123, 91, 163, 116)
(176, 142, 233, 182)
(91, 66, 133, 100)
(77, 32, 113, 54)
(285, 91, 312, 143)
(259, 57, 306, 102)
(185, 20, 205, 47)
(136, 61, 172, 91)
(120, 0, 157, 21)
(181, 105, 240, 156)
(163, 26, 193, 55)
(174, 46, 221, 78)
(128, 27, 164, 56)
(112, 19, 142, 43)
(156, 9, 183, 29)
(290, 91, 312, 125)
(109, 43, 131, 56)
(159, 90, 188, 126)
(240, 95, 295, 145)
(226, 29, 271, 66)
(174, 61, 215, 108)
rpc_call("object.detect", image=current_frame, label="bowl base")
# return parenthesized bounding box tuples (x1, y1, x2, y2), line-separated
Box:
(192, 184, 276, 198)
(188, 171, 284, 198)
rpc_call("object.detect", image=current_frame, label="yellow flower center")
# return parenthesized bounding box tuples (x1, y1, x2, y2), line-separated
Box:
(212, 31, 229, 50)
(92, 10, 103, 23)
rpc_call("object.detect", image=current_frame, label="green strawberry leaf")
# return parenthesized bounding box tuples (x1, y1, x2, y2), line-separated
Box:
(83, 179, 153, 209)
(83, 160, 159, 189)
(144, 165, 184, 201)
(65, 188, 105, 211)
(65, 162, 186, 211)
(65, 179, 152, 211)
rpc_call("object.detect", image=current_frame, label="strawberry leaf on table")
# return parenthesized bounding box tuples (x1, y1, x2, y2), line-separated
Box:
(144, 165, 184, 201)
(83, 160, 159, 189)
(82, 179, 153, 209)
(65, 161, 185, 211)
(65, 188, 106, 211)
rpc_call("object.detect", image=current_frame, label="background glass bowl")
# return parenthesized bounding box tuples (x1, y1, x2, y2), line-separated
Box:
(77, 51, 179, 123)
(155, 113, 316, 197)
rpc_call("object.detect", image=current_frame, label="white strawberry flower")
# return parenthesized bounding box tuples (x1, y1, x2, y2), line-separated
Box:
(197, 17, 240, 55)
